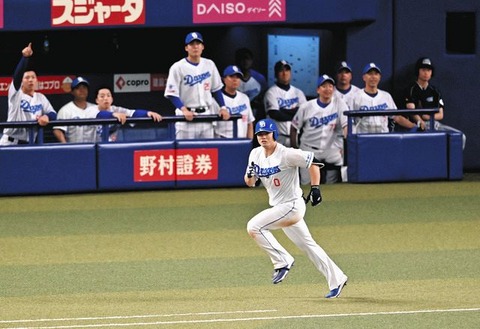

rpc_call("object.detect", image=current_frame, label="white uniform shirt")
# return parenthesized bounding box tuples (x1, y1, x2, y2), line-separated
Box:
(238, 77, 262, 101)
(350, 89, 397, 133)
(264, 84, 307, 137)
(164, 57, 223, 134)
(334, 84, 361, 110)
(53, 101, 98, 143)
(213, 90, 255, 138)
(90, 105, 138, 141)
(238, 69, 266, 101)
(292, 96, 348, 154)
(247, 143, 314, 206)
(2, 82, 56, 142)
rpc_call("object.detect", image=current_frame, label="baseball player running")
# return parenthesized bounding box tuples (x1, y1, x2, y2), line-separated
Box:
(164, 31, 230, 139)
(244, 118, 348, 298)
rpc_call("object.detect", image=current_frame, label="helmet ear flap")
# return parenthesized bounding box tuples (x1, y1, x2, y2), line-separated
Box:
(271, 124, 278, 140)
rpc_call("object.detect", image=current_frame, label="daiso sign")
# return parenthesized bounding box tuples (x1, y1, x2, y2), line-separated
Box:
(193, 0, 285, 23)
(196, 2, 247, 15)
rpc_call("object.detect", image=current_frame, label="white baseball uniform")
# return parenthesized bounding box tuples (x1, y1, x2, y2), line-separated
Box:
(92, 105, 139, 142)
(238, 69, 267, 101)
(0, 82, 56, 145)
(213, 90, 255, 138)
(334, 84, 361, 110)
(164, 57, 223, 139)
(246, 143, 348, 290)
(53, 101, 98, 143)
(292, 96, 349, 184)
(264, 84, 307, 146)
(350, 89, 397, 133)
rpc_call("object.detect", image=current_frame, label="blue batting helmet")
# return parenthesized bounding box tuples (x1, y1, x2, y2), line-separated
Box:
(255, 118, 278, 140)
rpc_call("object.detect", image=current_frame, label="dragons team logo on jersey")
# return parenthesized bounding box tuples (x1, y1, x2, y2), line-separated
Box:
(256, 165, 280, 178)
(184, 71, 212, 87)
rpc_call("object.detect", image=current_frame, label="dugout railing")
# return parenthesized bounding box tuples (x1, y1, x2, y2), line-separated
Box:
(0, 114, 243, 144)
(344, 108, 463, 183)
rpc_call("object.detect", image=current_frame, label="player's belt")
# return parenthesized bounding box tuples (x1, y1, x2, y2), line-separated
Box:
(303, 143, 320, 150)
(7, 136, 29, 144)
(187, 107, 207, 113)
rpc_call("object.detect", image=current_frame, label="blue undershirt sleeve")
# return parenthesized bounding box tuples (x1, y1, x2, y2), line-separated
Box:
(131, 109, 148, 117)
(166, 96, 184, 109)
(213, 89, 226, 107)
(13, 57, 29, 90)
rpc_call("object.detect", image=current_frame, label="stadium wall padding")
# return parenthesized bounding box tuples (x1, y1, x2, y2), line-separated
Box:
(347, 132, 463, 183)
(0, 144, 97, 195)
(0, 140, 253, 196)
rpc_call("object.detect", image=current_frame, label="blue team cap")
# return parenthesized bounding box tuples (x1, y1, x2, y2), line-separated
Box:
(362, 62, 382, 75)
(71, 76, 89, 89)
(317, 74, 335, 87)
(337, 61, 353, 73)
(223, 65, 244, 78)
(185, 32, 204, 45)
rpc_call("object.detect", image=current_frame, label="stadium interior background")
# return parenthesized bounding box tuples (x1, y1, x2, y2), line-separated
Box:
(0, 0, 479, 172)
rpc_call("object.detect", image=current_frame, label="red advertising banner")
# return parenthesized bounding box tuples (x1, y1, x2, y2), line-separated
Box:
(151, 73, 168, 92)
(0, 76, 73, 96)
(51, 0, 145, 27)
(193, 0, 286, 24)
(134, 148, 219, 182)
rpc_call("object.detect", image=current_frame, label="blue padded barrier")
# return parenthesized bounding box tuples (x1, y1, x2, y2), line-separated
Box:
(448, 132, 463, 180)
(175, 139, 252, 188)
(97, 141, 176, 191)
(96, 139, 252, 191)
(0, 144, 97, 195)
(347, 132, 448, 183)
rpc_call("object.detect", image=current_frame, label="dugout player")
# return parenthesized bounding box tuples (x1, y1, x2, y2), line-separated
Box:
(213, 65, 255, 139)
(403, 57, 466, 149)
(90, 86, 162, 142)
(263, 60, 307, 147)
(244, 118, 348, 299)
(235, 47, 268, 121)
(334, 61, 361, 109)
(164, 31, 230, 139)
(0, 43, 57, 146)
(350, 63, 417, 133)
(53, 77, 97, 143)
(291, 75, 348, 184)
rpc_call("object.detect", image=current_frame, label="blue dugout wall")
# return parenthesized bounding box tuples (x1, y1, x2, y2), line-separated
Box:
(0, 0, 478, 171)
(0, 137, 253, 196)
(0, 116, 252, 196)
(0, 110, 464, 196)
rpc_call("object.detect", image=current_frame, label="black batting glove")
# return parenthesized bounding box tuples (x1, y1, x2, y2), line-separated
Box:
(308, 185, 322, 206)
(247, 161, 256, 178)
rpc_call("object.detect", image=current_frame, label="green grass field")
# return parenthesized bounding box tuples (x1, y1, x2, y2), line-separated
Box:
(1, 174, 479, 328)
